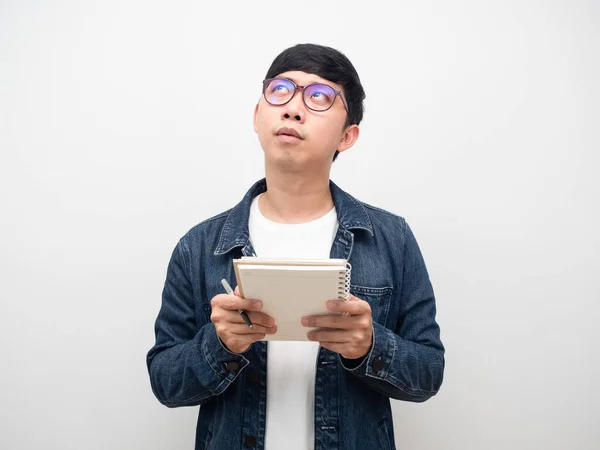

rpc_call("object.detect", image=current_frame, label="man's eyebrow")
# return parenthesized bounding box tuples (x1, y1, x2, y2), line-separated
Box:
(285, 77, 326, 86)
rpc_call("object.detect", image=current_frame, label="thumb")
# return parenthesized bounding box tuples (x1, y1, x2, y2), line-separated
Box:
(234, 285, 241, 296)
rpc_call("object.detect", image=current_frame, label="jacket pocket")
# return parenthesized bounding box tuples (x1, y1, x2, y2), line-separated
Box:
(349, 285, 393, 325)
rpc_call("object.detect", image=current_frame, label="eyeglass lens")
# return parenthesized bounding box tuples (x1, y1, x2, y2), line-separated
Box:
(264, 78, 336, 111)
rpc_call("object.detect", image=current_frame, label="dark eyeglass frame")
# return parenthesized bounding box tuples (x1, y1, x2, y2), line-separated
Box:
(262, 77, 348, 112)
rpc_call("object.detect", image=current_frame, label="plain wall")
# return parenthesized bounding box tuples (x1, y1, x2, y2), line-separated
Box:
(1, 1, 599, 449)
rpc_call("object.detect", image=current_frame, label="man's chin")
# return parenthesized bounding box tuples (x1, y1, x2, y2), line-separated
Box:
(265, 149, 333, 173)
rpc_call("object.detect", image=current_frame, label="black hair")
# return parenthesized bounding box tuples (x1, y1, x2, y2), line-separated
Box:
(265, 43, 366, 161)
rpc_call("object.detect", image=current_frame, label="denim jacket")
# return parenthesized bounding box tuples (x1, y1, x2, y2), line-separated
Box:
(147, 179, 445, 450)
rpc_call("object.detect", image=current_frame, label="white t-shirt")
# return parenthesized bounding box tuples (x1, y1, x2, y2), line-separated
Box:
(248, 194, 339, 450)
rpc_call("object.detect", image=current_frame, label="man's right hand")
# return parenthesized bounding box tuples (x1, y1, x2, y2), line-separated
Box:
(210, 287, 277, 353)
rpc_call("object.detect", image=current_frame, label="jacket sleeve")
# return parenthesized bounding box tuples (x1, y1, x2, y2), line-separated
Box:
(146, 238, 249, 407)
(340, 221, 445, 402)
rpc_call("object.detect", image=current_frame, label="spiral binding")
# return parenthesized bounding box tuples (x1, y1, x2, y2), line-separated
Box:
(337, 262, 352, 300)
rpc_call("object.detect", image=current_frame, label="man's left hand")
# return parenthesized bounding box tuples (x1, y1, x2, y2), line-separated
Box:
(302, 295, 373, 360)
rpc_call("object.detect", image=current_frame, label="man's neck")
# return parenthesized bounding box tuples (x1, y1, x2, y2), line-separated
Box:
(261, 169, 334, 224)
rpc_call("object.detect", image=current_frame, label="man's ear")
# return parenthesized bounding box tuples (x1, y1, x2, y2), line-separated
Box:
(253, 103, 259, 133)
(336, 125, 360, 154)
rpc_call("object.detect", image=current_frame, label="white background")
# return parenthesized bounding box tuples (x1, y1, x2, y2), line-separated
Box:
(1, 1, 599, 449)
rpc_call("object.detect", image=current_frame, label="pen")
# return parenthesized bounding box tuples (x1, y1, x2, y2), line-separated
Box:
(220, 279, 253, 329)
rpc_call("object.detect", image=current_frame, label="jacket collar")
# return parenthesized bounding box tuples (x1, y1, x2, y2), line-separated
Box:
(214, 178, 373, 255)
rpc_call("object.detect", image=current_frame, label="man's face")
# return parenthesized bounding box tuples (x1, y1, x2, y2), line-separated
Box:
(253, 71, 358, 170)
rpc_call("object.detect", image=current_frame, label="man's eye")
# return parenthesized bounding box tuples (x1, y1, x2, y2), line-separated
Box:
(273, 84, 290, 93)
(311, 91, 331, 102)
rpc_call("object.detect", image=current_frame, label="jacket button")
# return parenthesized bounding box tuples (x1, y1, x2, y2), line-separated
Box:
(225, 361, 240, 372)
(247, 370, 259, 383)
(372, 358, 383, 372)
(244, 435, 257, 447)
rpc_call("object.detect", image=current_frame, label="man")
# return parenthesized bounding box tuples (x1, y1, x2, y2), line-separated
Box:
(147, 43, 445, 450)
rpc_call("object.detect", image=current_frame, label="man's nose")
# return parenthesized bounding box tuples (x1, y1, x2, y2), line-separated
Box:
(281, 90, 305, 122)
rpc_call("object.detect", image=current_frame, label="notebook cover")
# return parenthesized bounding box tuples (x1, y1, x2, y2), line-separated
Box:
(234, 261, 349, 341)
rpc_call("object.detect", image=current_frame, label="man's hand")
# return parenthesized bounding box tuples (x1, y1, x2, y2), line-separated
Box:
(302, 295, 373, 360)
(210, 287, 277, 353)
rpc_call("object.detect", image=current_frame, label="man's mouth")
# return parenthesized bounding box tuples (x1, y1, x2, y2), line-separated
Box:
(276, 127, 303, 139)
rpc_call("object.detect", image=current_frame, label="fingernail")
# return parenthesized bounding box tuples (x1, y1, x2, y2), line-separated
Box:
(253, 300, 262, 309)
(327, 300, 337, 309)
(301, 317, 309, 326)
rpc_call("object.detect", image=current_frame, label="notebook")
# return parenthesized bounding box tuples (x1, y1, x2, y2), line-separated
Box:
(233, 257, 352, 341)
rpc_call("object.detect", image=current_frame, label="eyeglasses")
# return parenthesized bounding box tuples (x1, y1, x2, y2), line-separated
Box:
(262, 77, 348, 112)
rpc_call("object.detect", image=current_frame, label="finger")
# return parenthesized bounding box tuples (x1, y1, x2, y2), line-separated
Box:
(326, 299, 371, 315)
(227, 331, 267, 341)
(226, 322, 278, 335)
(234, 285, 240, 296)
(246, 311, 276, 328)
(306, 328, 351, 343)
(215, 294, 263, 312)
(216, 309, 275, 328)
(231, 311, 276, 330)
(301, 314, 362, 329)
